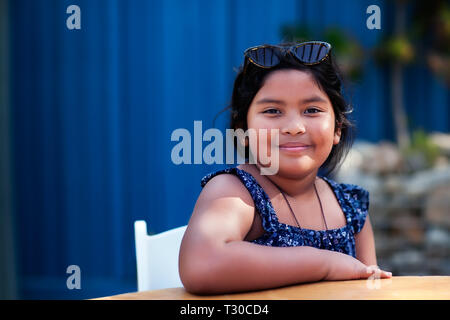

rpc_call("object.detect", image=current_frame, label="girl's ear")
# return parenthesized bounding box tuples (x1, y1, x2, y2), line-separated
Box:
(333, 124, 342, 145)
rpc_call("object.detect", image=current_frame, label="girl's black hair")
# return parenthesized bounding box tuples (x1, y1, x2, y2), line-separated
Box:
(216, 42, 355, 177)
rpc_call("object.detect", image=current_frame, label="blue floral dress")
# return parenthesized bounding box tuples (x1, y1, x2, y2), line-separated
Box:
(200, 166, 369, 258)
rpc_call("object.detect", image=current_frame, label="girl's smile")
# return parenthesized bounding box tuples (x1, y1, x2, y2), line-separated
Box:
(279, 144, 311, 153)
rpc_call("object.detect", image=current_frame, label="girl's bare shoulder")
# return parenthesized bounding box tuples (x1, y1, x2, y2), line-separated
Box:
(188, 170, 256, 242)
(197, 170, 254, 209)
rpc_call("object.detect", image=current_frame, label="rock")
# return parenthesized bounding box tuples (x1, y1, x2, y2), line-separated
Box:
(404, 166, 450, 197)
(429, 132, 450, 157)
(390, 250, 424, 274)
(425, 227, 450, 255)
(374, 232, 409, 256)
(425, 257, 450, 275)
(384, 175, 405, 193)
(359, 141, 404, 175)
(370, 203, 391, 227)
(404, 152, 429, 172)
(425, 185, 450, 228)
(434, 155, 449, 169)
(335, 170, 383, 194)
(338, 145, 365, 175)
(390, 212, 424, 244)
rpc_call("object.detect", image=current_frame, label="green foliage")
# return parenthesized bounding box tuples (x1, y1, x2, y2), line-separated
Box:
(280, 24, 311, 43)
(404, 129, 441, 168)
(374, 36, 415, 65)
(280, 24, 364, 81)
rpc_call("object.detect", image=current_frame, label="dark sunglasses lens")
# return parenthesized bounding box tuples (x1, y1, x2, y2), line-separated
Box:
(292, 43, 329, 64)
(247, 47, 280, 67)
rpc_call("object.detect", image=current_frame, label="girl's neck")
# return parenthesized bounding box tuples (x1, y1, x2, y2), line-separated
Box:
(253, 163, 318, 199)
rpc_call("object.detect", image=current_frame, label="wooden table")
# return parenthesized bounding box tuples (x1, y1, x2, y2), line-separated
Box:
(96, 276, 450, 300)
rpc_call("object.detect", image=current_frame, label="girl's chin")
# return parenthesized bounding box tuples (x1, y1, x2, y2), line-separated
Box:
(278, 158, 318, 172)
(254, 159, 318, 175)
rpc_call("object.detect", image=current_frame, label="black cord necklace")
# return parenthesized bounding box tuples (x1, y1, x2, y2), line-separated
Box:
(263, 174, 329, 231)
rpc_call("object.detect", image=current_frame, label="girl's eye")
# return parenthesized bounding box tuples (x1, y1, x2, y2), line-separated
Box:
(305, 107, 321, 114)
(263, 108, 281, 114)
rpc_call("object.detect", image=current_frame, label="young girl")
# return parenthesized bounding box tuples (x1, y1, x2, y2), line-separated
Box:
(179, 41, 392, 294)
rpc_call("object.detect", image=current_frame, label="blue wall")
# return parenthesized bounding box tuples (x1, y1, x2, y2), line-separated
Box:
(8, 0, 449, 298)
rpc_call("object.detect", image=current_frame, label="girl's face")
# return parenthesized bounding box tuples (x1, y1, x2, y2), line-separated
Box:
(246, 69, 341, 177)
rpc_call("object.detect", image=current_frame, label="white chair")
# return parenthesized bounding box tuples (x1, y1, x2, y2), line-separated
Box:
(134, 220, 187, 291)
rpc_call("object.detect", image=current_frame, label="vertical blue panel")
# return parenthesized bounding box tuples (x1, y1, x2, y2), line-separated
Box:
(427, 73, 449, 132)
(103, 0, 124, 279)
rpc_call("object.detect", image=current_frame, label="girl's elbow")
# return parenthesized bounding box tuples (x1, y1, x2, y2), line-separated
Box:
(179, 260, 215, 295)
(179, 245, 222, 294)
(179, 240, 229, 294)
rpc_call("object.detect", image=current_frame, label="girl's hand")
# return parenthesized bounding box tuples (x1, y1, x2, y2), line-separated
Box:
(324, 250, 392, 281)
(364, 264, 392, 280)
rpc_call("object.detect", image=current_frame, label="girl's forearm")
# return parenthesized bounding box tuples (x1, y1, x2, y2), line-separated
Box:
(180, 241, 333, 294)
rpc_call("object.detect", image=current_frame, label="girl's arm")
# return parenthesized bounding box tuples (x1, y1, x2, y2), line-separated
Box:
(179, 174, 389, 295)
(355, 215, 378, 266)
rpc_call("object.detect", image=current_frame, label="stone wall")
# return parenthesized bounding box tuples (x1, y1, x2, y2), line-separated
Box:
(334, 135, 450, 276)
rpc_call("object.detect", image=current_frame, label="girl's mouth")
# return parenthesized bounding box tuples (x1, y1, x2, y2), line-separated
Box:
(278, 144, 311, 152)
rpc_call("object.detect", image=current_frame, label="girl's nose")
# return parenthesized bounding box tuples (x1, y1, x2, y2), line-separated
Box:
(281, 117, 306, 135)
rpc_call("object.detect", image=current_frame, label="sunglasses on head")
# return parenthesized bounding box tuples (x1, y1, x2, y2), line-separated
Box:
(243, 41, 332, 70)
